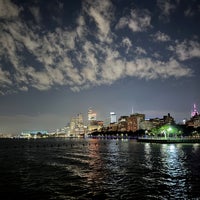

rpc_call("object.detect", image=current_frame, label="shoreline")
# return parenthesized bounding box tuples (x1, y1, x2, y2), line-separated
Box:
(137, 137, 200, 144)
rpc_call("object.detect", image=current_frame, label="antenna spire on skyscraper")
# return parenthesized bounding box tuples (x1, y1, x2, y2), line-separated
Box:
(131, 106, 134, 114)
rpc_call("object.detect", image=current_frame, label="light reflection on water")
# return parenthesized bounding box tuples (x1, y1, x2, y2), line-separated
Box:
(0, 138, 200, 199)
(159, 144, 189, 199)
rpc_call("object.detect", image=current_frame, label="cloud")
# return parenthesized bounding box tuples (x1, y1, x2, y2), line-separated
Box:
(168, 40, 200, 61)
(25, 67, 53, 91)
(126, 57, 192, 80)
(122, 37, 132, 54)
(0, 67, 12, 95)
(76, 15, 87, 38)
(100, 48, 125, 84)
(19, 86, 28, 92)
(0, 0, 22, 19)
(184, 7, 194, 17)
(153, 31, 171, 42)
(83, 0, 114, 43)
(116, 9, 152, 32)
(0, 67, 12, 85)
(157, 0, 176, 22)
(0, 0, 195, 95)
(135, 47, 147, 55)
(29, 6, 41, 24)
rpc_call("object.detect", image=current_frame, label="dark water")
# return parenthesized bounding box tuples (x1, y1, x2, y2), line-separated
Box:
(0, 138, 200, 200)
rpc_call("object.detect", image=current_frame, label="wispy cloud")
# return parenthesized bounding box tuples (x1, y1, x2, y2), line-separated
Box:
(168, 40, 200, 61)
(125, 57, 192, 80)
(157, 0, 176, 22)
(29, 6, 41, 24)
(0, 67, 12, 85)
(122, 37, 132, 54)
(153, 31, 171, 42)
(184, 7, 194, 17)
(83, 0, 114, 43)
(0, 0, 195, 95)
(116, 9, 151, 32)
(0, 0, 22, 19)
(135, 47, 147, 55)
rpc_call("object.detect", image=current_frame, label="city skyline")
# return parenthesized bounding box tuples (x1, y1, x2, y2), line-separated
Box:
(0, 0, 200, 134)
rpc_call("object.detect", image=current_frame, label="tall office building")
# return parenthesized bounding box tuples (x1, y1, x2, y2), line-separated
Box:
(87, 108, 103, 132)
(76, 113, 84, 127)
(69, 113, 84, 137)
(88, 108, 97, 121)
(110, 112, 117, 123)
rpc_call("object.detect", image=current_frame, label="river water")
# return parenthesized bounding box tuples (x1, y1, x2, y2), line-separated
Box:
(0, 138, 200, 200)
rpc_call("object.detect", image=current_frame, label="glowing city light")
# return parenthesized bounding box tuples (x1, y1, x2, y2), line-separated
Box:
(191, 103, 199, 117)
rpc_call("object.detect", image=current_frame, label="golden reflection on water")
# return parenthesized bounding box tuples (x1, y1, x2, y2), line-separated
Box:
(86, 139, 105, 186)
(86, 140, 127, 188)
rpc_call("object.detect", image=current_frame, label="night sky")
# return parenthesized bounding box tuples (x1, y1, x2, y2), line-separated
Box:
(0, 0, 200, 135)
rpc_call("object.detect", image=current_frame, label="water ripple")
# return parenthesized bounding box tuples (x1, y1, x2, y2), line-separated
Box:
(0, 139, 200, 199)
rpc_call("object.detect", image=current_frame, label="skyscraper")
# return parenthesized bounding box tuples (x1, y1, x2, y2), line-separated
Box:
(69, 113, 84, 137)
(88, 108, 97, 121)
(191, 103, 199, 117)
(110, 112, 117, 123)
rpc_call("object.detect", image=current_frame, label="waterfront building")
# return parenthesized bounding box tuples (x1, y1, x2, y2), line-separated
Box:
(55, 128, 67, 137)
(139, 113, 175, 134)
(127, 113, 145, 132)
(149, 118, 162, 127)
(110, 112, 117, 123)
(147, 113, 175, 128)
(140, 119, 154, 131)
(186, 114, 200, 128)
(69, 113, 85, 137)
(117, 113, 145, 132)
(20, 130, 48, 138)
(163, 113, 175, 124)
(88, 108, 97, 122)
(0, 133, 12, 138)
(87, 108, 104, 133)
(118, 116, 129, 132)
(87, 120, 104, 133)
(108, 123, 118, 132)
(20, 132, 31, 138)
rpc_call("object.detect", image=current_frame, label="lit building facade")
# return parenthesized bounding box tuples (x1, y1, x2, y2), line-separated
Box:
(87, 108, 104, 133)
(118, 114, 145, 132)
(87, 121, 104, 132)
(163, 113, 175, 124)
(69, 113, 85, 137)
(20, 130, 48, 138)
(108, 123, 118, 131)
(140, 113, 175, 132)
(88, 108, 97, 121)
(140, 120, 154, 131)
(118, 116, 129, 132)
(110, 112, 117, 123)
(127, 113, 145, 132)
(186, 114, 200, 128)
